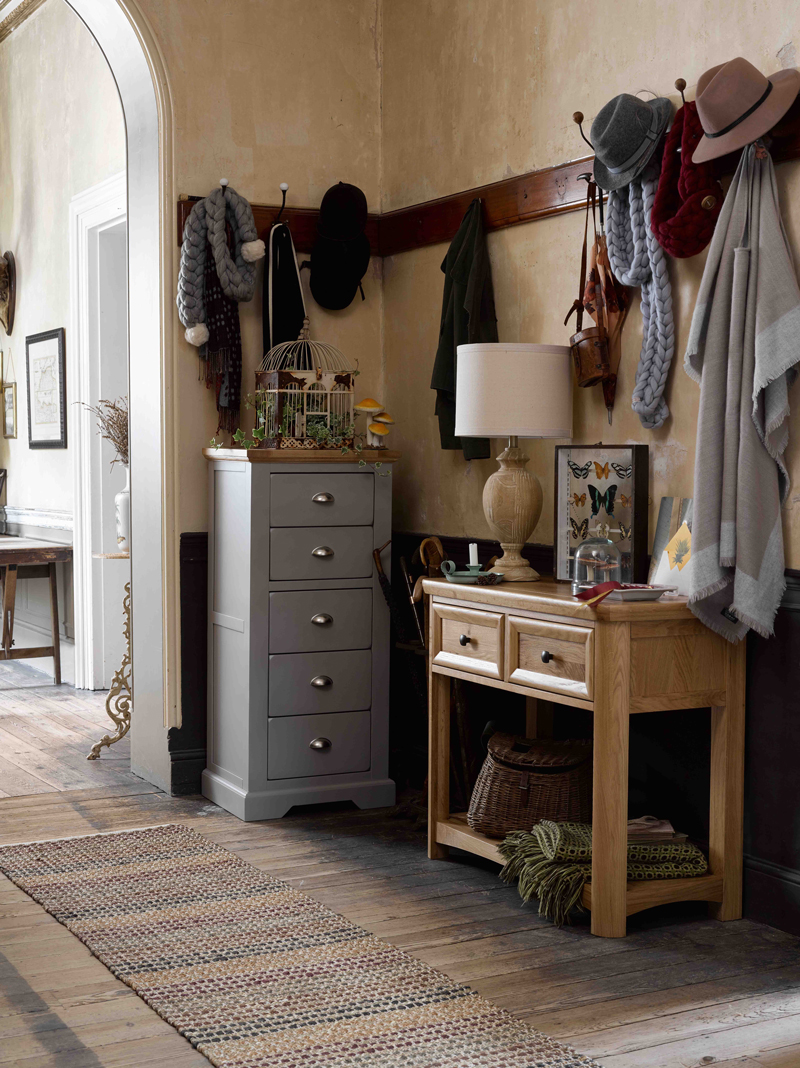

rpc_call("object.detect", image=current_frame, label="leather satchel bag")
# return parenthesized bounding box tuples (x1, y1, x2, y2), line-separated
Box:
(564, 184, 611, 388)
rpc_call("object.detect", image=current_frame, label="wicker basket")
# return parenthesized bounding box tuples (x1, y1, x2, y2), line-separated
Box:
(467, 733, 592, 839)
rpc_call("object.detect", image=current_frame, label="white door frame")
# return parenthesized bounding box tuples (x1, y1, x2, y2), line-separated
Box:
(69, 172, 127, 691)
(64, 0, 179, 789)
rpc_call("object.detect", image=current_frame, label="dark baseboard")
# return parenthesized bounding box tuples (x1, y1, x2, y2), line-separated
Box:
(744, 854, 800, 937)
(169, 532, 209, 796)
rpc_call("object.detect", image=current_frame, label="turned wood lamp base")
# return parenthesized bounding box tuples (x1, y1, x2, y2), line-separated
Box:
(483, 437, 542, 583)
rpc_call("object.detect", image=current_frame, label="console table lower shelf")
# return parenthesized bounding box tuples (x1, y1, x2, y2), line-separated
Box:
(422, 577, 746, 938)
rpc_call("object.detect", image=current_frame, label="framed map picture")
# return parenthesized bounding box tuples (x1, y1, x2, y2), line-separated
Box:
(26, 328, 66, 448)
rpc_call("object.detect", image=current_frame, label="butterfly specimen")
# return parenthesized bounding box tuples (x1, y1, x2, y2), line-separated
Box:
(619, 493, 632, 508)
(571, 493, 586, 508)
(569, 517, 589, 541)
(567, 459, 592, 479)
(589, 483, 618, 516)
(593, 461, 610, 479)
(620, 552, 632, 571)
(618, 522, 631, 541)
(611, 462, 632, 479)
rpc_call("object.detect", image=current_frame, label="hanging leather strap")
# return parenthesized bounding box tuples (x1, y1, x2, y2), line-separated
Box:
(564, 184, 595, 330)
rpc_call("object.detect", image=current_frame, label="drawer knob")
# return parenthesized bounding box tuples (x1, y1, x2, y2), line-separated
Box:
(312, 492, 335, 504)
(459, 634, 471, 647)
(310, 675, 332, 688)
(312, 546, 334, 558)
(541, 650, 554, 664)
(311, 613, 333, 626)
(309, 736, 332, 750)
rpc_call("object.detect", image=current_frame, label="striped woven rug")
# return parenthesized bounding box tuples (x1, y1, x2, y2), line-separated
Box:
(0, 824, 600, 1068)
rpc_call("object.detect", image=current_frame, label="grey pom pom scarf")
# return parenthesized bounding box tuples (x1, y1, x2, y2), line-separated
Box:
(685, 144, 800, 641)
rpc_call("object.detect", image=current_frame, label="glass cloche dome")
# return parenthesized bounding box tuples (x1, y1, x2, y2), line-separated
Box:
(572, 526, 622, 593)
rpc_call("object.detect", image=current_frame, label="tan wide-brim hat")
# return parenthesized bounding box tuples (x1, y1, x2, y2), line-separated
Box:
(693, 57, 800, 163)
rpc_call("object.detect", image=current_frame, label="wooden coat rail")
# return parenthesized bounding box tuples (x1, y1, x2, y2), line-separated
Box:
(177, 99, 800, 258)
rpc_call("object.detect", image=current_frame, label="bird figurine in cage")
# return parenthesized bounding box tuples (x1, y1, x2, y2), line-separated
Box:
(254, 319, 355, 449)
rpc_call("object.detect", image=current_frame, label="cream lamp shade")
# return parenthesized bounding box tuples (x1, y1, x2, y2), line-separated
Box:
(455, 343, 572, 438)
(454, 342, 573, 583)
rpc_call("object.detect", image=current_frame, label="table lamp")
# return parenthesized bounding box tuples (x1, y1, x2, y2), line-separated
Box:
(455, 343, 572, 582)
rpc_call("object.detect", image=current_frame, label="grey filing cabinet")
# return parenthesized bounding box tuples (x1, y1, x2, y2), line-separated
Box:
(202, 451, 396, 820)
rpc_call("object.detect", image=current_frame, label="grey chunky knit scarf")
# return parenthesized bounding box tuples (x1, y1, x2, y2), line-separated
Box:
(607, 173, 675, 430)
(176, 185, 264, 347)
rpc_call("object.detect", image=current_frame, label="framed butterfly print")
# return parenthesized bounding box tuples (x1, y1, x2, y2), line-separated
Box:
(554, 444, 649, 584)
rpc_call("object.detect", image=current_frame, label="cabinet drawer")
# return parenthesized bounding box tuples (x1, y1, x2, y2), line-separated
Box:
(270, 472, 374, 527)
(268, 710, 370, 779)
(270, 526, 373, 580)
(268, 649, 371, 716)
(269, 589, 372, 653)
(507, 616, 594, 700)
(431, 603, 504, 680)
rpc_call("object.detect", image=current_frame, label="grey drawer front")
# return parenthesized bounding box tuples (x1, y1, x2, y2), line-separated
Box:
(269, 589, 372, 653)
(270, 526, 373, 580)
(270, 473, 374, 527)
(268, 710, 370, 780)
(268, 649, 372, 716)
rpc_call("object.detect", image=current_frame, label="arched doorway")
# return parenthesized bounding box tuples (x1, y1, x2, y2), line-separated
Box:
(66, 0, 178, 789)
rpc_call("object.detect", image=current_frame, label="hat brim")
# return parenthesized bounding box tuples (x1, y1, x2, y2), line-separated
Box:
(593, 97, 673, 191)
(692, 68, 800, 163)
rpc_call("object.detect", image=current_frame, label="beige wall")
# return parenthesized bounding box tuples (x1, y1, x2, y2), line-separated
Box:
(135, 0, 385, 533)
(381, 0, 800, 567)
(0, 0, 125, 510)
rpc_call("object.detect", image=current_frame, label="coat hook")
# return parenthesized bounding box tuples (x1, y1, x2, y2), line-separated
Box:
(219, 178, 229, 188)
(675, 78, 687, 106)
(573, 111, 594, 151)
(276, 182, 288, 223)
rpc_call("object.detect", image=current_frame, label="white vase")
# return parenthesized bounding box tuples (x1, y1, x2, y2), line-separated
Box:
(115, 465, 131, 552)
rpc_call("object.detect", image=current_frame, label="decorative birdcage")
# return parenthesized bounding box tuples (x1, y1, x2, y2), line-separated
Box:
(254, 321, 355, 449)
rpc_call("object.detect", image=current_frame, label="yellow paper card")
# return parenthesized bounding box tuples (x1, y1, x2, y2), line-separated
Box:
(666, 521, 692, 571)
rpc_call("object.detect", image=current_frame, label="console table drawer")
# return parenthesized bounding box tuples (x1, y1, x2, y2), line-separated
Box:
(431, 603, 504, 680)
(270, 472, 374, 527)
(507, 616, 594, 700)
(268, 710, 371, 779)
(268, 649, 372, 716)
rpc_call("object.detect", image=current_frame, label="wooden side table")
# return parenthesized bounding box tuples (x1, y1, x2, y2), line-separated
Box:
(87, 552, 132, 760)
(423, 577, 746, 937)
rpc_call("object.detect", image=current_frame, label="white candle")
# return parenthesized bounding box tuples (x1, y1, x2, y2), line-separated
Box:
(469, 542, 479, 566)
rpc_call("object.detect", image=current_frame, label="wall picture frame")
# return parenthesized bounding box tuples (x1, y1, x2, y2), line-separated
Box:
(26, 328, 66, 449)
(3, 383, 16, 439)
(553, 444, 649, 584)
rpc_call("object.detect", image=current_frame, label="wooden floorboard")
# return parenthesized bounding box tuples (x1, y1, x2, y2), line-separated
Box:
(1, 663, 799, 1065)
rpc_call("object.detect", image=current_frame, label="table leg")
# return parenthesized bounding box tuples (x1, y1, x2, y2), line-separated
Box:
(709, 638, 746, 920)
(591, 622, 630, 937)
(428, 672, 451, 859)
(48, 563, 61, 685)
(525, 696, 553, 739)
(2, 564, 17, 661)
(88, 582, 132, 760)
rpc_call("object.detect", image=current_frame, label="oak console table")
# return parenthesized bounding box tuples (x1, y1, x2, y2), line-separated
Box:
(423, 577, 746, 938)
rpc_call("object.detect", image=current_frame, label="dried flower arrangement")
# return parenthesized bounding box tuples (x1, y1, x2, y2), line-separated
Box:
(83, 397, 129, 467)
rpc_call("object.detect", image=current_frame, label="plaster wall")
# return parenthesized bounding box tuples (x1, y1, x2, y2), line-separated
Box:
(380, 0, 800, 566)
(134, 0, 384, 534)
(0, 0, 125, 510)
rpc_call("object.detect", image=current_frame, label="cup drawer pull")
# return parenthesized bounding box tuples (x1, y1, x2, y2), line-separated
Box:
(311, 492, 334, 503)
(309, 736, 332, 750)
(312, 546, 334, 558)
(311, 613, 333, 626)
(310, 675, 333, 689)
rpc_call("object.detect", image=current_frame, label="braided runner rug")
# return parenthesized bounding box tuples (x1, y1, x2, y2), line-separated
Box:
(0, 824, 601, 1068)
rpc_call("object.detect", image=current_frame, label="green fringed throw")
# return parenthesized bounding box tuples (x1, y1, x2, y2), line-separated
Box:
(499, 821, 708, 927)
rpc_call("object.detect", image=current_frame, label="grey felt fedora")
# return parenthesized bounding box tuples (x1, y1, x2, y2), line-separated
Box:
(592, 93, 674, 191)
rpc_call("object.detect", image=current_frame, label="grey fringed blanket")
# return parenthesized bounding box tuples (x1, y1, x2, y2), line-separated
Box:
(684, 145, 800, 641)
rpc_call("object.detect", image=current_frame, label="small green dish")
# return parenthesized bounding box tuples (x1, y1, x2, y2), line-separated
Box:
(441, 561, 504, 585)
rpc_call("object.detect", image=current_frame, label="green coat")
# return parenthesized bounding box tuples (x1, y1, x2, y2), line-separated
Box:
(430, 198, 498, 461)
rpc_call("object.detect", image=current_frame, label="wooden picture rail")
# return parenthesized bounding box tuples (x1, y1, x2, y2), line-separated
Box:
(177, 98, 800, 258)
